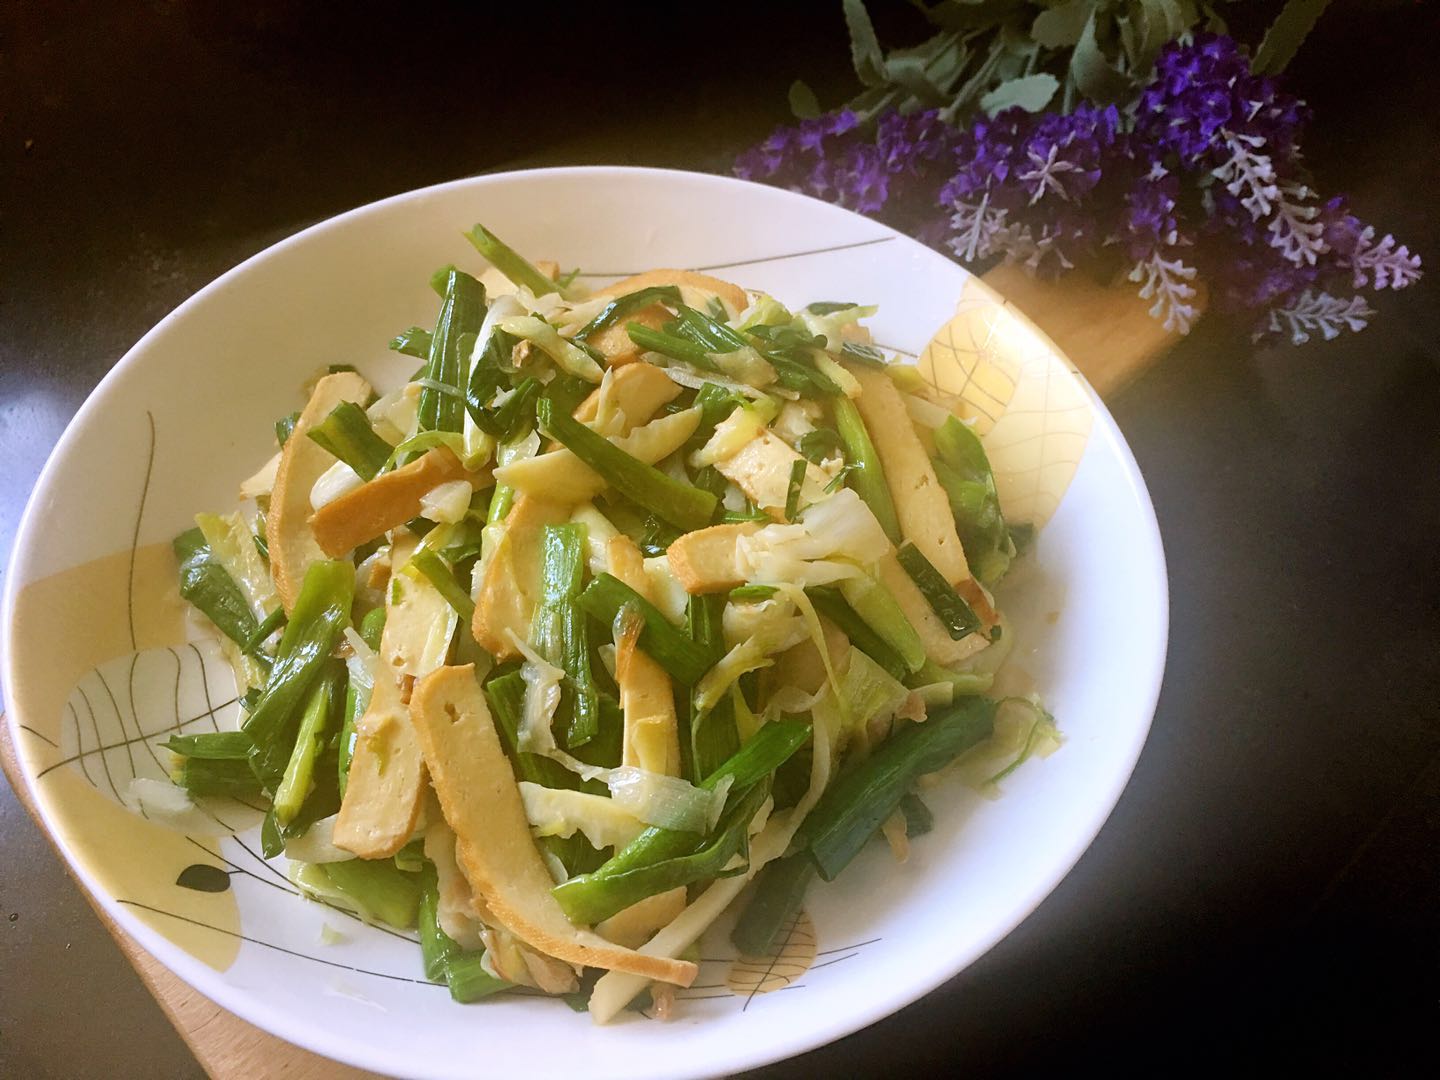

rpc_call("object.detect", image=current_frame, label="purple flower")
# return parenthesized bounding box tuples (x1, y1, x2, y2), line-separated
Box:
(1135, 33, 1308, 169)
(732, 32, 1420, 344)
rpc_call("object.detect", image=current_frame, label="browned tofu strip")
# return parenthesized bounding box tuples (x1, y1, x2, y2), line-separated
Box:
(666, 522, 762, 594)
(333, 533, 444, 858)
(409, 665, 699, 987)
(268, 371, 371, 611)
(310, 447, 491, 558)
(606, 536, 681, 776)
(848, 363, 972, 585)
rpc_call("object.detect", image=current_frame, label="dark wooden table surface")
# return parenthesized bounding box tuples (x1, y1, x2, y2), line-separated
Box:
(2, 3, 1436, 1076)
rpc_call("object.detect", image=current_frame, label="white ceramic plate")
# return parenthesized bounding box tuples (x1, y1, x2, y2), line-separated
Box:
(2, 167, 1167, 1078)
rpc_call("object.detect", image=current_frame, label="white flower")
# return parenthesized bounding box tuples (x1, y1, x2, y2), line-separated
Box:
(1213, 130, 1279, 219)
(947, 194, 1010, 263)
(1267, 182, 1327, 267)
(1260, 290, 1376, 345)
(1017, 143, 1081, 205)
(1342, 226, 1423, 290)
(1129, 251, 1200, 335)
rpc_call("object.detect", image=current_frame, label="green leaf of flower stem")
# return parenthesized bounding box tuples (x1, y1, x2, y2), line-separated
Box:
(788, 79, 821, 119)
(1070, 8, 1133, 102)
(1253, 0, 1331, 75)
(980, 72, 1059, 115)
(885, 56, 948, 106)
(843, 0, 886, 87)
(1030, 0, 1095, 48)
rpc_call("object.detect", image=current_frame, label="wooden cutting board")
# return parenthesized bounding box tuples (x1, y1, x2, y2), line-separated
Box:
(0, 269, 1180, 1078)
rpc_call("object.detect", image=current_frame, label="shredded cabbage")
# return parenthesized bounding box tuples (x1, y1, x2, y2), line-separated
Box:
(571, 503, 619, 576)
(195, 511, 279, 624)
(606, 768, 733, 833)
(652, 361, 773, 402)
(508, 631, 613, 783)
(689, 401, 777, 468)
(641, 556, 690, 625)
(694, 638, 775, 714)
(283, 813, 354, 863)
(518, 783, 647, 850)
(123, 777, 217, 834)
(796, 304, 878, 346)
(730, 292, 791, 332)
(497, 315, 603, 383)
(709, 346, 776, 388)
(419, 479, 473, 524)
(813, 647, 910, 757)
(733, 488, 892, 586)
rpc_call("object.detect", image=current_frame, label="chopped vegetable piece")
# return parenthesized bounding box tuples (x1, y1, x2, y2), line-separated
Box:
(550, 720, 809, 925)
(900, 793, 934, 836)
(532, 524, 601, 748)
(836, 574, 926, 674)
(538, 398, 716, 531)
(577, 286, 682, 339)
(389, 325, 432, 360)
(407, 549, 475, 621)
(551, 783, 770, 927)
(306, 402, 393, 481)
(418, 269, 484, 437)
(163, 730, 253, 760)
(804, 586, 909, 681)
(173, 528, 260, 652)
(783, 457, 807, 522)
(578, 573, 712, 685)
(896, 541, 982, 641)
(465, 223, 563, 298)
(802, 697, 997, 880)
(832, 395, 901, 544)
(273, 662, 342, 826)
(321, 857, 422, 929)
(686, 592, 739, 782)
(242, 560, 355, 791)
(444, 951, 511, 1003)
(171, 757, 262, 799)
(730, 850, 815, 956)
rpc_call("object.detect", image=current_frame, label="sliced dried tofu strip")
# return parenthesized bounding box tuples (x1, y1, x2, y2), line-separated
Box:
(606, 536, 681, 777)
(409, 665, 699, 987)
(334, 533, 452, 858)
(592, 269, 748, 311)
(666, 522, 762, 594)
(310, 447, 492, 558)
(848, 363, 972, 585)
(472, 495, 570, 660)
(269, 371, 371, 611)
(713, 430, 830, 521)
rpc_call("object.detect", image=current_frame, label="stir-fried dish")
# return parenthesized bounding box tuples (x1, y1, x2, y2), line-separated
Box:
(162, 222, 1053, 1022)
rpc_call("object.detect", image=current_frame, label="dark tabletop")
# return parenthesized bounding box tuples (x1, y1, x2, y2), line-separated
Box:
(2, 3, 1437, 1077)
